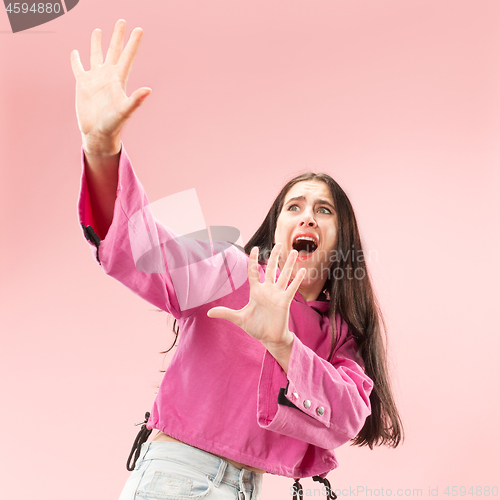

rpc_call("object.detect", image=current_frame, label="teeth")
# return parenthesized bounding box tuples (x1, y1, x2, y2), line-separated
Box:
(292, 235, 318, 255)
(295, 236, 317, 243)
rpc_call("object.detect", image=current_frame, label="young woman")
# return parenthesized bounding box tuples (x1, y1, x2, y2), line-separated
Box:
(72, 19, 403, 500)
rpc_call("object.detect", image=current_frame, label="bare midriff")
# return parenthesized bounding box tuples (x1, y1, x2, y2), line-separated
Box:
(151, 431, 266, 474)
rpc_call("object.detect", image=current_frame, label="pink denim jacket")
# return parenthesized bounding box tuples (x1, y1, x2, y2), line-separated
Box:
(78, 145, 373, 478)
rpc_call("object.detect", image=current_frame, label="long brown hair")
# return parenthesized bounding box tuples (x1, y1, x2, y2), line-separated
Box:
(244, 172, 403, 448)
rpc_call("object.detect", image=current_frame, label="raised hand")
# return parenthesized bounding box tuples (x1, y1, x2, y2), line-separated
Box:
(70, 19, 152, 155)
(207, 244, 306, 372)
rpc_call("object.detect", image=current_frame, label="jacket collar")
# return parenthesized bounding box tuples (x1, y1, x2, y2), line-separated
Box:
(293, 290, 330, 314)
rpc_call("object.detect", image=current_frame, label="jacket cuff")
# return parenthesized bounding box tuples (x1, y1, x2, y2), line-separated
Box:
(78, 142, 129, 258)
(284, 335, 332, 425)
(78, 143, 125, 234)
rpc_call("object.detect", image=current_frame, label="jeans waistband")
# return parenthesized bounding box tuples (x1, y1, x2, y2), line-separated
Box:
(136, 441, 261, 490)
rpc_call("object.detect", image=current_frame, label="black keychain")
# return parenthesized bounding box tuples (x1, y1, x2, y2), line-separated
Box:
(126, 412, 153, 471)
(293, 476, 337, 500)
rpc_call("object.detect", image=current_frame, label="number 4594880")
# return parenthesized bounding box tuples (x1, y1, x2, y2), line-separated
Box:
(5, 3, 61, 14)
(444, 486, 498, 496)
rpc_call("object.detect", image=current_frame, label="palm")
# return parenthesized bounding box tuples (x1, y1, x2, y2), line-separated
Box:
(71, 19, 151, 148)
(236, 277, 293, 345)
(75, 67, 129, 137)
(208, 244, 305, 346)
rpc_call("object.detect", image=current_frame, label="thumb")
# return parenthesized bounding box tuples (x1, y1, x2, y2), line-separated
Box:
(131, 87, 152, 102)
(207, 306, 241, 326)
(122, 87, 152, 118)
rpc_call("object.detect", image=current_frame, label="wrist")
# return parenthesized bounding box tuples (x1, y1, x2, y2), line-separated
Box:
(262, 332, 294, 351)
(262, 332, 294, 374)
(82, 133, 121, 157)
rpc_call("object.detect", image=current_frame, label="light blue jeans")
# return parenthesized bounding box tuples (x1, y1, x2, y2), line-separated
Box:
(119, 441, 263, 500)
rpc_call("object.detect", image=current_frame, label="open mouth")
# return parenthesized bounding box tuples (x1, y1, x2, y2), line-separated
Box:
(292, 235, 318, 258)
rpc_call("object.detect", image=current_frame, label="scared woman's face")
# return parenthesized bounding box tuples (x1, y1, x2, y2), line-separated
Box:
(274, 180, 338, 301)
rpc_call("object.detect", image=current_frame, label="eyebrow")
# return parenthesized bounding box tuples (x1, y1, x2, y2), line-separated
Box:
(285, 195, 335, 210)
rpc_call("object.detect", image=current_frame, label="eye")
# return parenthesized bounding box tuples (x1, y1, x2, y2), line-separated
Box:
(317, 207, 332, 214)
(287, 204, 300, 212)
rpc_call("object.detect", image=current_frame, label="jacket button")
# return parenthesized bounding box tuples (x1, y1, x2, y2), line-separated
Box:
(303, 400, 311, 409)
(317, 406, 325, 416)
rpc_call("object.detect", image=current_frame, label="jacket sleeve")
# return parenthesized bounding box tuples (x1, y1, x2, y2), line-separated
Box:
(78, 144, 248, 319)
(256, 316, 373, 449)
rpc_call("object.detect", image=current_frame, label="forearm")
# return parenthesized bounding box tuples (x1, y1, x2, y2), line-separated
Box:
(257, 334, 373, 448)
(262, 333, 294, 374)
(82, 134, 121, 239)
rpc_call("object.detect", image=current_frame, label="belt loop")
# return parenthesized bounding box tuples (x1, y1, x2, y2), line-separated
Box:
(133, 441, 150, 471)
(212, 459, 227, 487)
(251, 472, 263, 500)
(238, 469, 247, 499)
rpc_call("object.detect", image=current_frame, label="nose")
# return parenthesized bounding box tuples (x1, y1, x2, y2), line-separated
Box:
(299, 209, 317, 228)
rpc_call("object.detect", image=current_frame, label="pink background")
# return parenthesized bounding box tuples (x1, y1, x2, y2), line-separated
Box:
(1, 1, 499, 499)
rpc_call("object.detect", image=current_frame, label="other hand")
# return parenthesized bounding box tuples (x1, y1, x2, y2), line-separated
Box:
(70, 19, 152, 155)
(207, 244, 306, 370)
